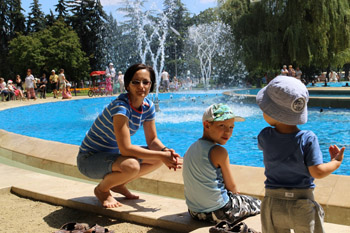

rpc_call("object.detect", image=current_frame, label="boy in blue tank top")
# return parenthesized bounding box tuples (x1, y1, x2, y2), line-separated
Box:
(256, 76, 345, 233)
(183, 103, 261, 224)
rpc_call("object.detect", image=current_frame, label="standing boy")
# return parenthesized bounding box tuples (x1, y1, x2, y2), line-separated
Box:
(256, 76, 345, 233)
(183, 103, 261, 224)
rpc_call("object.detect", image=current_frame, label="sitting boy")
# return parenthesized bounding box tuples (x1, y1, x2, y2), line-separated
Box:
(183, 103, 261, 224)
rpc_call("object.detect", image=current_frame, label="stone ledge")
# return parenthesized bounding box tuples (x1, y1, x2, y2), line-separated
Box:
(1, 129, 350, 226)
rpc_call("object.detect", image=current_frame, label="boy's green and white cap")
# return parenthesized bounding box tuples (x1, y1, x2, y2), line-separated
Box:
(202, 103, 245, 122)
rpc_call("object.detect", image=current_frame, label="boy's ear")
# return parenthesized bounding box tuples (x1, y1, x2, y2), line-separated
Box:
(203, 121, 211, 129)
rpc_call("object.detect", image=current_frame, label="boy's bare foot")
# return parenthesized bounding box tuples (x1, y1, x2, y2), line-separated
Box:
(94, 186, 122, 208)
(111, 185, 139, 199)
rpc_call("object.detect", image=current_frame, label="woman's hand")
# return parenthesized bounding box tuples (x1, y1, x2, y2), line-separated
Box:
(162, 150, 182, 171)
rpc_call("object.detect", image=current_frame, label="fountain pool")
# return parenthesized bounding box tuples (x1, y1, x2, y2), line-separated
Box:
(0, 90, 349, 175)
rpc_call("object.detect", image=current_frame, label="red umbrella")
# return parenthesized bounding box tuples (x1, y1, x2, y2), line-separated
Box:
(90, 71, 106, 76)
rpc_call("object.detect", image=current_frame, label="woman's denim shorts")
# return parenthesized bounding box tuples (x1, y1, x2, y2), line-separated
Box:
(77, 150, 121, 179)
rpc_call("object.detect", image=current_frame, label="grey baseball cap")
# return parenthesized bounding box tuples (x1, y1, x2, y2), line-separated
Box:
(256, 75, 309, 125)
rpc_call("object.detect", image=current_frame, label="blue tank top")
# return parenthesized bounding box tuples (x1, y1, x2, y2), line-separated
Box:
(183, 138, 229, 212)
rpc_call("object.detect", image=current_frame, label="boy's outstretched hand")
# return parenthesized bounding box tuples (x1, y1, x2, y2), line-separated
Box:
(329, 145, 345, 162)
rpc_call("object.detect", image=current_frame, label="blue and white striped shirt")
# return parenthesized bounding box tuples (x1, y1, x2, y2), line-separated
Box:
(80, 93, 156, 153)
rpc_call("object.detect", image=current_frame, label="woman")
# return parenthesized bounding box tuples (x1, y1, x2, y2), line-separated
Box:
(77, 64, 181, 208)
(25, 69, 36, 100)
(15, 75, 23, 91)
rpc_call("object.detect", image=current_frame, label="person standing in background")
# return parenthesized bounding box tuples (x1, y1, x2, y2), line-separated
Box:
(161, 70, 170, 92)
(25, 69, 36, 100)
(117, 71, 125, 93)
(38, 73, 48, 99)
(58, 69, 68, 98)
(49, 70, 59, 98)
(106, 63, 117, 94)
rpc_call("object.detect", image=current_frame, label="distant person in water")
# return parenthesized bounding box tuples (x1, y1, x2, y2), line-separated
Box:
(77, 64, 182, 208)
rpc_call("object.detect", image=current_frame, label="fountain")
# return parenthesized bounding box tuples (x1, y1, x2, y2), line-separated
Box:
(188, 21, 231, 89)
(123, 0, 175, 111)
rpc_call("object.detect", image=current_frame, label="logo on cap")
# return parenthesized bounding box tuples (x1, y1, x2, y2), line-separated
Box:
(291, 97, 306, 113)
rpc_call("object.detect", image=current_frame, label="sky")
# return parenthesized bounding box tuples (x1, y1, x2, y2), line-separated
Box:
(21, 0, 218, 20)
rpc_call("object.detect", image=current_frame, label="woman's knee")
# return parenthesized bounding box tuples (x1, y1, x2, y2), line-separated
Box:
(119, 158, 140, 175)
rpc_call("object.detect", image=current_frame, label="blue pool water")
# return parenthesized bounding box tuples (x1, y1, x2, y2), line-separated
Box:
(1, 91, 349, 175)
(307, 81, 350, 88)
(235, 88, 350, 97)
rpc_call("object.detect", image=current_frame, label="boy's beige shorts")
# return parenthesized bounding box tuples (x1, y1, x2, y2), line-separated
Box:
(261, 188, 325, 233)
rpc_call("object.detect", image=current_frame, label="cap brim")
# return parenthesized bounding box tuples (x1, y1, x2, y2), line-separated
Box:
(234, 116, 245, 122)
(256, 87, 307, 125)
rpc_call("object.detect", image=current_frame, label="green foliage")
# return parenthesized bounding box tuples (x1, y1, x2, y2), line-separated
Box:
(55, 0, 68, 19)
(220, 0, 350, 76)
(191, 8, 220, 25)
(9, 20, 90, 81)
(0, 0, 26, 77)
(68, 0, 107, 70)
(163, 0, 192, 78)
(27, 0, 46, 33)
(8, 33, 45, 74)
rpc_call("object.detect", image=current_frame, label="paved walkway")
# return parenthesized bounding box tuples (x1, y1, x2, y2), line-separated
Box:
(1, 163, 350, 232)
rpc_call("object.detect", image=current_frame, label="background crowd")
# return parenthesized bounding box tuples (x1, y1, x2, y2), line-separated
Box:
(0, 68, 73, 101)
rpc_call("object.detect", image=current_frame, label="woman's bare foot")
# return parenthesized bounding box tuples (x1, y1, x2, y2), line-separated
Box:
(111, 185, 139, 199)
(94, 186, 122, 208)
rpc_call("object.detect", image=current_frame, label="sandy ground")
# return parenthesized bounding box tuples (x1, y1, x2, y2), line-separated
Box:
(0, 192, 178, 233)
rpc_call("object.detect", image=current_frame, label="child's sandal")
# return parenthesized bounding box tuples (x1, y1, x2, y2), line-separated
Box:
(89, 224, 115, 233)
(209, 221, 260, 233)
(53, 222, 90, 233)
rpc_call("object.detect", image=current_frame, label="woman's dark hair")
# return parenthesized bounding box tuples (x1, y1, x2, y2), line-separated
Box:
(124, 63, 155, 92)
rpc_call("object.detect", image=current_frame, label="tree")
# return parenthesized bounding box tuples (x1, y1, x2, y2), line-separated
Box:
(99, 12, 120, 70)
(8, 20, 90, 83)
(27, 0, 46, 33)
(0, 0, 26, 78)
(45, 10, 56, 27)
(68, 0, 108, 70)
(116, 0, 148, 70)
(9, 0, 26, 36)
(55, 0, 68, 19)
(163, 0, 192, 78)
(221, 0, 350, 75)
(0, 0, 12, 77)
(8, 34, 45, 75)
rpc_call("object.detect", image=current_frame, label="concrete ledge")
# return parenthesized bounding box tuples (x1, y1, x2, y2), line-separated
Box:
(1, 129, 350, 226)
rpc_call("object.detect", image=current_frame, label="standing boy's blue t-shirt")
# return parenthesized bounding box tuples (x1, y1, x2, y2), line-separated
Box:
(80, 93, 155, 153)
(258, 127, 323, 189)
